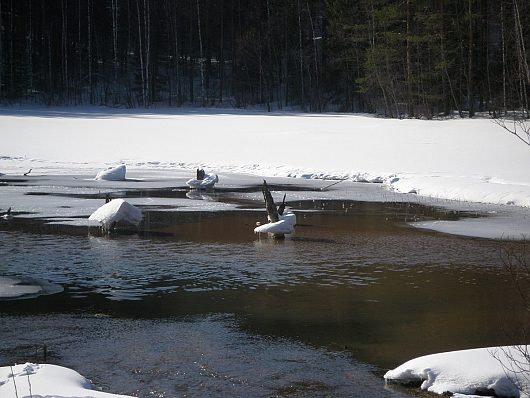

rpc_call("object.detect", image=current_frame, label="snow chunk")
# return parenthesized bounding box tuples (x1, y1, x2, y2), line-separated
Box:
(89, 199, 142, 230)
(0, 276, 42, 298)
(95, 164, 126, 181)
(186, 173, 219, 189)
(0, 363, 133, 398)
(254, 211, 297, 235)
(0, 276, 63, 299)
(384, 346, 530, 397)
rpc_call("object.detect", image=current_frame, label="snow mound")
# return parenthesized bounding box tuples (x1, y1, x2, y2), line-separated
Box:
(0, 363, 133, 398)
(254, 211, 297, 235)
(384, 346, 530, 397)
(89, 199, 142, 230)
(95, 164, 126, 181)
(186, 173, 219, 189)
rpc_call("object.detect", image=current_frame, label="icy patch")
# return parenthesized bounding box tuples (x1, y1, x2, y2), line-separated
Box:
(411, 207, 530, 240)
(0, 276, 63, 299)
(384, 346, 530, 397)
(95, 164, 126, 181)
(0, 362, 133, 398)
(89, 199, 142, 230)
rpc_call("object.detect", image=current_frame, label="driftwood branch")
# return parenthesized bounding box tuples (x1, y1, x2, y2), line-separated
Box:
(262, 180, 279, 223)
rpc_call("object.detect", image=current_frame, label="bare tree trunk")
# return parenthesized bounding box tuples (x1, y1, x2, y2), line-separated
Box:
(501, 1, 506, 114)
(514, 0, 530, 85)
(467, 0, 474, 118)
(27, 0, 33, 101)
(297, 0, 304, 109)
(78, 0, 82, 104)
(88, 0, 93, 104)
(307, 1, 320, 112)
(136, 0, 146, 106)
(0, 0, 3, 100)
(144, 0, 150, 105)
(9, 0, 13, 96)
(406, 0, 413, 117)
(219, 0, 224, 103)
(196, 0, 205, 105)
(62, 0, 69, 102)
(112, 0, 119, 102)
(174, 6, 182, 104)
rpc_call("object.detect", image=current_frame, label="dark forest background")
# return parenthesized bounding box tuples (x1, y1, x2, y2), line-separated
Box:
(1, 0, 529, 118)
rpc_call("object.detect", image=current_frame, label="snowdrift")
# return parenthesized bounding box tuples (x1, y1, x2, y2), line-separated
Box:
(95, 164, 126, 181)
(0, 363, 134, 398)
(385, 345, 530, 397)
(89, 199, 142, 230)
(254, 211, 297, 235)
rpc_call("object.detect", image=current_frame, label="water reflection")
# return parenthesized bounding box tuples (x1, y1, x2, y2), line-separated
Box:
(1, 314, 404, 398)
(0, 201, 524, 397)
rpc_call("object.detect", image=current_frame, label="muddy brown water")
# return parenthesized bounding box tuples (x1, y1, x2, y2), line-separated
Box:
(0, 193, 525, 397)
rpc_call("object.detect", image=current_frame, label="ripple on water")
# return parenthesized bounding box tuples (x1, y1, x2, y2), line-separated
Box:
(0, 314, 406, 398)
(0, 224, 503, 301)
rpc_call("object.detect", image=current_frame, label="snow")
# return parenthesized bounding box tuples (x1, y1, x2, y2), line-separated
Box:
(95, 164, 127, 181)
(3, 107, 530, 394)
(0, 363, 133, 398)
(2, 107, 530, 210)
(2, 107, 530, 240)
(385, 346, 530, 397)
(88, 199, 143, 230)
(254, 211, 297, 235)
(186, 173, 219, 189)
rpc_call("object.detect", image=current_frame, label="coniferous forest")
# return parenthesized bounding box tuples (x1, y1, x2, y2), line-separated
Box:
(1, 0, 529, 118)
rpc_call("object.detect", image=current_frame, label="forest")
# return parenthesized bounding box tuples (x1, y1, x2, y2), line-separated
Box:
(0, 0, 529, 118)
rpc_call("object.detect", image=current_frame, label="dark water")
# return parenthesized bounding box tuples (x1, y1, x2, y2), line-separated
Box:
(0, 199, 524, 397)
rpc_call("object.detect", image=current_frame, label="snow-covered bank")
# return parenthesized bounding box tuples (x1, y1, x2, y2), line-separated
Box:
(0, 363, 133, 398)
(2, 106, 530, 208)
(385, 346, 530, 397)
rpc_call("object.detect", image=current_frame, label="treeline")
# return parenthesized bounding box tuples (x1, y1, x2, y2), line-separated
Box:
(0, 0, 529, 117)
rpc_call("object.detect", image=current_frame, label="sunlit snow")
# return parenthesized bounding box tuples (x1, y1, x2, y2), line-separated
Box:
(0, 363, 133, 398)
(95, 164, 126, 181)
(385, 346, 530, 397)
(88, 199, 142, 230)
(254, 211, 297, 235)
